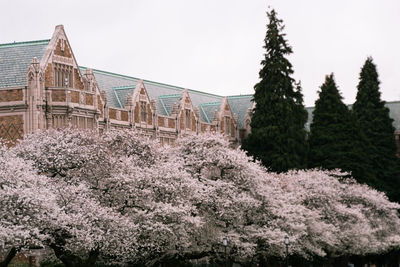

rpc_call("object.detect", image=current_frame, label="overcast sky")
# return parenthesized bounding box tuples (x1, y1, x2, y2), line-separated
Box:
(1, 0, 399, 106)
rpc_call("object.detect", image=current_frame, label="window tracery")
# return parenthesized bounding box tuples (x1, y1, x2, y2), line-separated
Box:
(54, 63, 73, 88)
(185, 109, 191, 129)
(140, 101, 147, 122)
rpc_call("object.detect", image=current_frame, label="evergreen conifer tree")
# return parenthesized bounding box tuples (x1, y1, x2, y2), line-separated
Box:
(242, 9, 308, 173)
(353, 57, 400, 202)
(308, 74, 374, 184)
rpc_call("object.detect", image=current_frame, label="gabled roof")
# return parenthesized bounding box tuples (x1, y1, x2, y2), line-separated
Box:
(199, 102, 221, 123)
(80, 67, 140, 108)
(81, 67, 224, 122)
(158, 94, 181, 116)
(0, 40, 50, 88)
(227, 95, 253, 128)
(113, 85, 135, 108)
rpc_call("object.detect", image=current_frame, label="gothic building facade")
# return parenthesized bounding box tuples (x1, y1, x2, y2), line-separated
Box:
(0, 25, 399, 153)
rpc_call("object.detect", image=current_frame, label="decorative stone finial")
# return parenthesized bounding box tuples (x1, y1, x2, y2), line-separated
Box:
(171, 102, 179, 115)
(85, 68, 94, 75)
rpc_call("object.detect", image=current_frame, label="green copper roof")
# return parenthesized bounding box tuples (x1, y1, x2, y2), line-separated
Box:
(199, 102, 221, 123)
(80, 67, 140, 109)
(227, 95, 253, 128)
(158, 94, 181, 116)
(82, 67, 223, 122)
(0, 39, 50, 88)
(113, 86, 135, 108)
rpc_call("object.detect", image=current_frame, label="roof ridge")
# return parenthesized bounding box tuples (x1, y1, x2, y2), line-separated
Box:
(80, 66, 224, 98)
(227, 94, 253, 99)
(159, 94, 182, 99)
(113, 85, 136, 90)
(0, 39, 50, 48)
(199, 101, 221, 106)
(80, 66, 141, 81)
(186, 88, 223, 98)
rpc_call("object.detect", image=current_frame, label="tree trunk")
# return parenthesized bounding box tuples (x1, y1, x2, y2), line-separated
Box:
(0, 247, 17, 267)
(50, 243, 98, 267)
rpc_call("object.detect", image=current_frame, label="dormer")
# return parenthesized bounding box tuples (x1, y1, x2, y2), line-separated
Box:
(177, 89, 198, 133)
(132, 81, 154, 127)
(218, 97, 237, 138)
(41, 25, 85, 91)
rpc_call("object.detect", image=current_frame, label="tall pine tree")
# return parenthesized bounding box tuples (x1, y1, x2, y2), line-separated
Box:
(242, 9, 308, 172)
(353, 57, 400, 202)
(308, 74, 375, 184)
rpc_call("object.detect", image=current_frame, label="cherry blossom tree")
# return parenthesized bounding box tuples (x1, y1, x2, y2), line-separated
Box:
(170, 134, 400, 265)
(14, 129, 201, 266)
(7, 129, 400, 266)
(46, 181, 137, 267)
(0, 145, 58, 267)
(169, 134, 297, 264)
(13, 131, 139, 266)
(281, 170, 400, 258)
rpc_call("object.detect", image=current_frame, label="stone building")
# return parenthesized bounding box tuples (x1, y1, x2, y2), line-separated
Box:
(0, 25, 399, 152)
(0, 25, 254, 145)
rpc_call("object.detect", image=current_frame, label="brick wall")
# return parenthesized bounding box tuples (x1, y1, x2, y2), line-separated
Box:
(70, 91, 79, 103)
(97, 95, 103, 117)
(121, 111, 128, 122)
(147, 104, 152, 125)
(134, 105, 139, 123)
(0, 89, 23, 102)
(0, 115, 24, 144)
(201, 123, 207, 133)
(85, 94, 94, 105)
(158, 116, 165, 127)
(191, 113, 196, 131)
(168, 118, 175, 128)
(109, 108, 117, 120)
(180, 112, 185, 130)
(52, 90, 66, 102)
(45, 63, 53, 87)
(54, 39, 72, 58)
(74, 69, 84, 90)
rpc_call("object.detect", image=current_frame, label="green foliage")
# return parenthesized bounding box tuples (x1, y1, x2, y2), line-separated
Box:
(308, 74, 374, 184)
(242, 9, 308, 172)
(353, 57, 400, 202)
